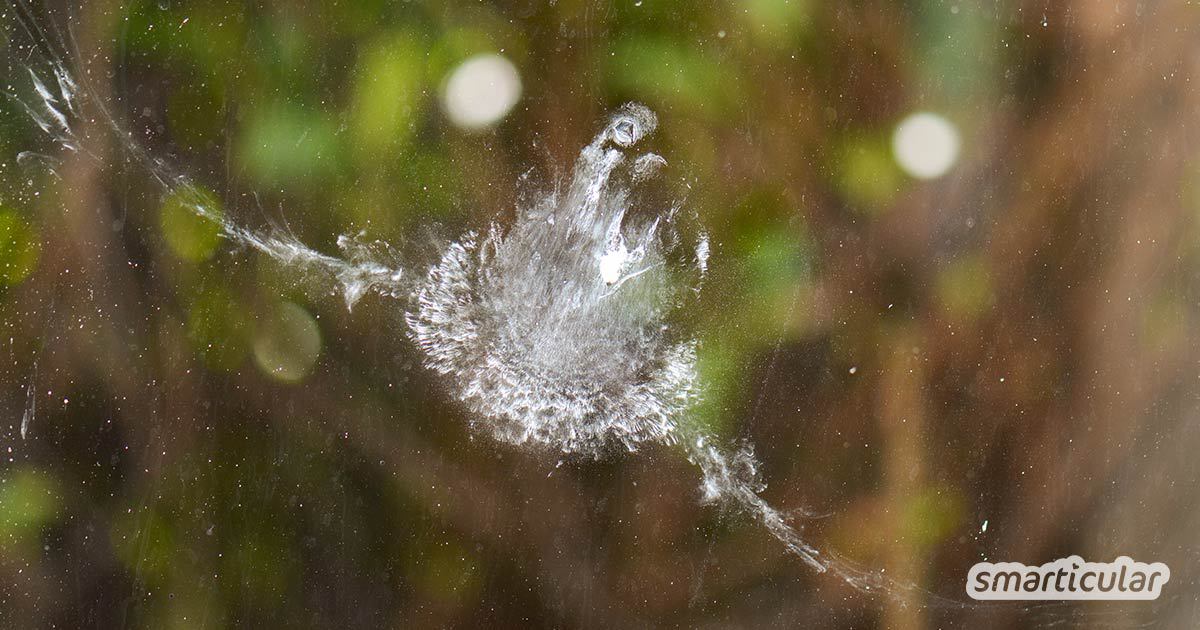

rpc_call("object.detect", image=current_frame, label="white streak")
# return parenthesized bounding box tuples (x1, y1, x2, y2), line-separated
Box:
(20, 367, 36, 440)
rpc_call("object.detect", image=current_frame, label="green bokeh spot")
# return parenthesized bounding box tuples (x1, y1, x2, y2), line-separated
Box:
(351, 34, 426, 153)
(0, 467, 61, 543)
(187, 283, 250, 371)
(0, 208, 41, 285)
(608, 35, 737, 117)
(683, 340, 739, 440)
(901, 485, 965, 549)
(912, 1, 998, 101)
(110, 508, 176, 583)
(160, 186, 223, 262)
(237, 104, 340, 186)
(835, 134, 904, 212)
(253, 301, 322, 383)
(936, 254, 994, 319)
(224, 526, 293, 604)
(410, 540, 482, 606)
(740, 0, 812, 48)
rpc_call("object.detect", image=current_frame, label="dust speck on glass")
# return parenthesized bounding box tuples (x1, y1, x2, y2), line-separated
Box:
(0, 1, 1194, 628)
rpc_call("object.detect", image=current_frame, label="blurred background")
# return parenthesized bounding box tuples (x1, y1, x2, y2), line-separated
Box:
(2, 0, 1199, 627)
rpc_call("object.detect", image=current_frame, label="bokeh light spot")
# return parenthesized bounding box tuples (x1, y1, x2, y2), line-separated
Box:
(441, 54, 521, 130)
(253, 301, 322, 383)
(892, 112, 961, 180)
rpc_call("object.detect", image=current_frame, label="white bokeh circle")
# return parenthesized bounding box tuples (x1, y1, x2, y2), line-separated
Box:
(441, 54, 522, 130)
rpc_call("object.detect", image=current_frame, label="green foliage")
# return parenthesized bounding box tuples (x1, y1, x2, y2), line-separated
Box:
(351, 33, 427, 153)
(739, 0, 812, 49)
(186, 281, 251, 371)
(834, 133, 904, 213)
(160, 186, 223, 262)
(936, 253, 994, 320)
(0, 207, 39, 285)
(252, 301, 322, 383)
(0, 468, 61, 546)
(110, 507, 177, 583)
(607, 34, 739, 118)
(407, 540, 483, 606)
(900, 484, 965, 549)
(237, 103, 341, 186)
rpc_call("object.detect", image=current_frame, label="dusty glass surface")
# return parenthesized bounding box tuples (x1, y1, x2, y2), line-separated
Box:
(0, 1, 1197, 628)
